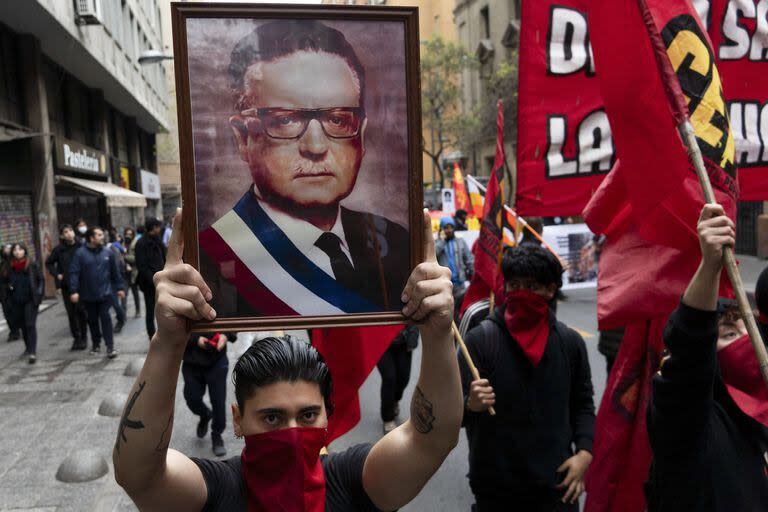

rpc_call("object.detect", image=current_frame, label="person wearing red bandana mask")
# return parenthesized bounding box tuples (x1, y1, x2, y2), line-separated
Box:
(458, 246, 596, 511)
(647, 204, 768, 511)
(113, 208, 463, 512)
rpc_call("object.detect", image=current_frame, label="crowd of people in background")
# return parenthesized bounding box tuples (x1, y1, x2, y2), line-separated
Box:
(0, 216, 171, 364)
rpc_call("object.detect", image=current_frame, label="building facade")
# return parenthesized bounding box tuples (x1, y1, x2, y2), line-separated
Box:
(0, 0, 169, 294)
(454, 0, 518, 189)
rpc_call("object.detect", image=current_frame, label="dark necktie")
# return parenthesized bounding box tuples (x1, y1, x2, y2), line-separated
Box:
(314, 232, 356, 289)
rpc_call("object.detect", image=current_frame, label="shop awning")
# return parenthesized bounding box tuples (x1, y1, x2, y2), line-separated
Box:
(56, 176, 147, 208)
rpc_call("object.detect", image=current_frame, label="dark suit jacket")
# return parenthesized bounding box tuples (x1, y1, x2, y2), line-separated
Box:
(199, 204, 410, 318)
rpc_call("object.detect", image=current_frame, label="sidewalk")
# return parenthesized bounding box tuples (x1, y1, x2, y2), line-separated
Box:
(0, 299, 262, 512)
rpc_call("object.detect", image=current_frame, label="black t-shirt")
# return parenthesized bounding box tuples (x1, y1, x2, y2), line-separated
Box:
(192, 443, 381, 512)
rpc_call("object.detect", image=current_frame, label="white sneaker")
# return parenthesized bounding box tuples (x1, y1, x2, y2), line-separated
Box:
(383, 421, 397, 434)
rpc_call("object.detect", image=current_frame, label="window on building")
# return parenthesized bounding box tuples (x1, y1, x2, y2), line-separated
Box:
(480, 6, 490, 39)
(0, 24, 23, 125)
(512, 0, 521, 19)
(43, 59, 66, 137)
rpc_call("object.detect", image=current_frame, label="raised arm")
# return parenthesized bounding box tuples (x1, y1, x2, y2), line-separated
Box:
(363, 210, 463, 511)
(113, 209, 217, 512)
(648, 203, 734, 455)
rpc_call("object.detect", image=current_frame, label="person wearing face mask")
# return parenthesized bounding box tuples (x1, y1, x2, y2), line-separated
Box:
(459, 245, 596, 511)
(436, 217, 473, 318)
(645, 204, 768, 511)
(74, 219, 88, 245)
(113, 208, 463, 512)
(46, 224, 89, 350)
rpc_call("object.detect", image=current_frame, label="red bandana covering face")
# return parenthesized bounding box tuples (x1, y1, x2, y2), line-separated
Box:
(718, 334, 768, 427)
(11, 258, 26, 272)
(503, 290, 551, 367)
(241, 426, 327, 512)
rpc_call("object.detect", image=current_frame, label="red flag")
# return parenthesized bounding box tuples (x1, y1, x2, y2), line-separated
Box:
(452, 163, 470, 213)
(589, 0, 736, 254)
(583, 1, 737, 511)
(472, 100, 507, 292)
(311, 325, 404, 442)
(461, 101, 507, 316)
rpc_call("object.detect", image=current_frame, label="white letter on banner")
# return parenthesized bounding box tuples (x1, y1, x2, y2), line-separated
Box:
(548, 7, 588, 75)
(762, 103, 768, 162)
(720, 0, 755, 60)
(546, 116, 578, 177)
(578, 111, 613, 174)
(692, 0, 711, 31)
(730, 101, 765, 165)
(750, 0, 768, 61)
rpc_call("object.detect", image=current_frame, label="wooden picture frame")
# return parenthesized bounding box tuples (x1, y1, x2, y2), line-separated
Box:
(171, 2, 423, 332)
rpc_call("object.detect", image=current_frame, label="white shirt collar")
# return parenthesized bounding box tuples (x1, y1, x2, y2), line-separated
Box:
(253, 187, 354, 269)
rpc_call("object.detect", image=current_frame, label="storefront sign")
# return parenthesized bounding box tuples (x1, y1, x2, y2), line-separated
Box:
(140, 169, 161, 199)
(54, 137, 106, 175)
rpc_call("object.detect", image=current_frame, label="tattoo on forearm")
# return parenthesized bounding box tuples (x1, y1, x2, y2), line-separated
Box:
(115, 381, 147, 454)
(411, 386, 435, 434)
(155, 413, 173, 452)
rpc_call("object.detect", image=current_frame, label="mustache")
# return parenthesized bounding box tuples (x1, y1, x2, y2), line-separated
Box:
(292, 162, 335, 176)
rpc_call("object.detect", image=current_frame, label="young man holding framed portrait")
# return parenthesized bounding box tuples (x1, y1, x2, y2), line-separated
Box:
(179, 13, 419, 327)
(112, 209, 463, 511)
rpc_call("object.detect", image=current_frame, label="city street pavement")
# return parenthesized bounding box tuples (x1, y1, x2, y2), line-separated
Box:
(0, 253, 765, 511)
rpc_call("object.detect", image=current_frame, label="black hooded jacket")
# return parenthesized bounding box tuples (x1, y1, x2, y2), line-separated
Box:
(646, 302, 768, 511)
(459, 308, 596, 499)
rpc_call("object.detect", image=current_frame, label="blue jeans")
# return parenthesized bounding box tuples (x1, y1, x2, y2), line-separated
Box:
(83, 300, 114, 351)
(111, 293, 126, 324)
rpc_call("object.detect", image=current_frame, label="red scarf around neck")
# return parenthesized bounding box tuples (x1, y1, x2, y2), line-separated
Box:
(241, 427, 327, 512)
(503, 290, 551, 367)
(11, 258, 27, 272)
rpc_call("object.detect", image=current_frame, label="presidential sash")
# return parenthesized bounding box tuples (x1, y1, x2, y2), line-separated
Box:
(199, 192, 380, 317)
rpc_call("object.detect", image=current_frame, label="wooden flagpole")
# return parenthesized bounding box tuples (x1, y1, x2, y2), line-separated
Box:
(452, 321, 496, 416)
(681, 121, 768, 388)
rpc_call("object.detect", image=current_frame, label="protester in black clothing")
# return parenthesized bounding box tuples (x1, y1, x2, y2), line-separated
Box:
(378, 325, 418, 433)
(454, 209, 469, 231)
(0, 243, 20, 342)
(135, 218, 166, 339)
(182, 331, 237, 457)
(1, 244, 44, 363)
(122, 227, 141, 317)
(46, 224, 88, 350)
(69, 226, 125, 358)
(460, 245, 595, 511)
(646, 204, 768, 511)
(114, 209, 463, 512)
(597, 328, 625, 374)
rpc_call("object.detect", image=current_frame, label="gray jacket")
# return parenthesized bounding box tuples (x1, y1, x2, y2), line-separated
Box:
(436, 237, 474, 284)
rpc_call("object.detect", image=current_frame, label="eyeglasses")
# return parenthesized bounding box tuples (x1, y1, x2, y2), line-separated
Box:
(239, 107, 365, 140)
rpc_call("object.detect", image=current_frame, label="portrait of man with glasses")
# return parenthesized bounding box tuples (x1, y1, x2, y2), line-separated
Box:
(196, 20, 411, 319)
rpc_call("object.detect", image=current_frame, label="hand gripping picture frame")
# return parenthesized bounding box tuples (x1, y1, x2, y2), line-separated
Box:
(172, 2, 424, 332)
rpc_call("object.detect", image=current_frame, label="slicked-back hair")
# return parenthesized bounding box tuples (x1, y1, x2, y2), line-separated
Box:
(502, 246, 563, 290)
(229, 20, 366, 111)
(233, 336, 333, 415)
(85, 226, 104, 243)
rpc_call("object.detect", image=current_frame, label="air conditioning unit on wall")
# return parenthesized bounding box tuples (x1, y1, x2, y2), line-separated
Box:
(75, 0, 102, 26)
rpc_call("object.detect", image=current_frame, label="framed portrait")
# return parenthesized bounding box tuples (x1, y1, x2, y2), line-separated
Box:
(172, 3, 424, 331)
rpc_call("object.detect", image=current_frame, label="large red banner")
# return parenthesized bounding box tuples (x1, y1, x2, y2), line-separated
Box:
(516, 0, 768, 214)
(698, 0, 768, 200)
(515, 0, 615, 216)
